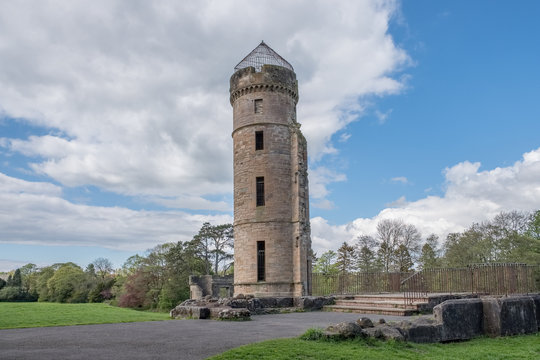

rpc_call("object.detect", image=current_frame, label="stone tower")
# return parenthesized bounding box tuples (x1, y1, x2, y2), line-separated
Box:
(230, 42, 312, 297)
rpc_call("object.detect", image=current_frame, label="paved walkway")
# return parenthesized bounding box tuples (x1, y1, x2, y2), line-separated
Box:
(1, 312, 413, 360)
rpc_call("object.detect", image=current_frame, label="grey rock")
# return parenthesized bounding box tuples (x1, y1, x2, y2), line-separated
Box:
(483, 296, 538, 336)
(397, 320, 442, 343)
(356, 317, 374, 328)
(247, 298, 263, 313)
(276, 297, 294, 308)
(258, 297, 277, 308)
(218, 308, 251, 321)
(433, 298, 484, 341)
(529, 294, 540, 329)
(325, 322, 366, 339)
(364, 325, 404, 341)
(228, 298, 248, 309)
(294, 296, 334, 310)
(169, 306, 210, 320)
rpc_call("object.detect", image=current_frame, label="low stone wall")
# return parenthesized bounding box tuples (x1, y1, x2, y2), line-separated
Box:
(324, 294, 540, 343)
(170, 295, 335, 320)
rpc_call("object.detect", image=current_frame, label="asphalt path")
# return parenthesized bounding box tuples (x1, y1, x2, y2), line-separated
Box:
(1, 312, 412, 360)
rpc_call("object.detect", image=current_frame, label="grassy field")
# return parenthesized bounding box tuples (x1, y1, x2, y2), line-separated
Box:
(0, 302, 171, 329)
(209, 333, 540, 360)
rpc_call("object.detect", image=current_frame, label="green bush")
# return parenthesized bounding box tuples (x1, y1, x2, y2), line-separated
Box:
(0, 286, 23, 301)
(300, 328, 326, 341)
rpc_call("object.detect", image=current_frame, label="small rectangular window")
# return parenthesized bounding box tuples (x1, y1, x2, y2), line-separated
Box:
(254, 99, 263, 114)
(257, 241, 265, 281)
(255, 131, 264, 150)
(256, 177, 265, 206)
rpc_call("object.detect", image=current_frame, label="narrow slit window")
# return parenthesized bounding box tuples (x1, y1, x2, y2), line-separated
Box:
(255, 131, 264, 150)
(256, 177, 265, 206)
(257, 241, 265, 281)
(254, 99, 263, 114)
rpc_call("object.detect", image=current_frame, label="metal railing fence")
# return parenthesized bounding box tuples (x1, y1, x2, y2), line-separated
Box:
(312, 263, 540, 301)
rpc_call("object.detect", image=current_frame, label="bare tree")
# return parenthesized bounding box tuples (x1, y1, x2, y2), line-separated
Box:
(397, 223, 422, 268)
(92, 257, 113, 281)
(376, 219, 404, 272)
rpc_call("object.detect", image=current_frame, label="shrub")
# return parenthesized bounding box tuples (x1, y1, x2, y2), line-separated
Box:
(300, 328, 326, 341)
(0, 286, 23, 301)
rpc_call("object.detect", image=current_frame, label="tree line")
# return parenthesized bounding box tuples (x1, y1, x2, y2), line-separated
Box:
(0, 222, 233, 311)
(314, 210, 540, 274)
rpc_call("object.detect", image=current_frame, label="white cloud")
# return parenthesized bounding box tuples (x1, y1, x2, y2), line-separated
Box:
(0, 172, 232, 251)
(0, 0, 409, 209)
(310, 166, 347, 209)
(390, 176, 408, 184)
(375, 109, 393, 124)
(311, 147, 540, 254)
(339, 133, 352, 143)
(0, 260, 30, 273)
(386, 195, 408, 207)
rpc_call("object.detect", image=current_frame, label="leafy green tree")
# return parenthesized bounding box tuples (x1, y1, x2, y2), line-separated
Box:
(442, 211, 540, 266)
(336, 242, 356, 274)
(0, 286, 23, 301)
(193, 222, 214, 275)
(313, 250, 339, 275)
(395, 244, 414, 272)
(46, 263, 88, 303)
(209, 224, 234, 275)
(418, 234, 441, 269)
(0, 278, 6, 291)
(192, 222, 234, 275)
(354, 235, 378, 272)
(443, 225, 491, 267)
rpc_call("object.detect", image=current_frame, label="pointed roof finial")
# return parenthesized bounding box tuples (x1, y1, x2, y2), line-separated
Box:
(234, 41, 293, 72)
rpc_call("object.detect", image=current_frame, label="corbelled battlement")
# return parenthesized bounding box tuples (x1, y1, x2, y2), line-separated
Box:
(230, 65, 298, 105)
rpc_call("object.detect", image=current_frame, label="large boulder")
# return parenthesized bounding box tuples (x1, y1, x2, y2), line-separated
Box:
(529, 294, 540, 329)
(356, 317, 374, 328)
(294, 296, 334, 310)
(397, 318, 442, 343)
(433, 298, 484, 341)
(482, 296, 537, 336)
(325, 322, 366, 339)
(363, 324, 405, 341)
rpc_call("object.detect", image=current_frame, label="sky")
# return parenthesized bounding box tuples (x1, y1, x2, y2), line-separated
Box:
(1, 0, 540, 272)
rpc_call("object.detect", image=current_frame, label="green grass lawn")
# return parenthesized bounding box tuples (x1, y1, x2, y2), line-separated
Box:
(0, 302, 171, 329)
(209, 333, 540, 360)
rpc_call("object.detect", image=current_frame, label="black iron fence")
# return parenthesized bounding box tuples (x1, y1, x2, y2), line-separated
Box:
(312, 263, 540, 299)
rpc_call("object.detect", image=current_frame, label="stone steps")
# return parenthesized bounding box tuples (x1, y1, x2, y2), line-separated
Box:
(334, 299, 421, 310)
(324, 304, 417, 316)
(323, 293, 429, 316)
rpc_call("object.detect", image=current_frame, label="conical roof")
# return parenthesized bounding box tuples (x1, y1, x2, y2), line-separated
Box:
(234, 41, 294, 72)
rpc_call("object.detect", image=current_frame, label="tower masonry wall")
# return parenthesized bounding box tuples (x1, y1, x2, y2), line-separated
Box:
(231, 64, 311, 297)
